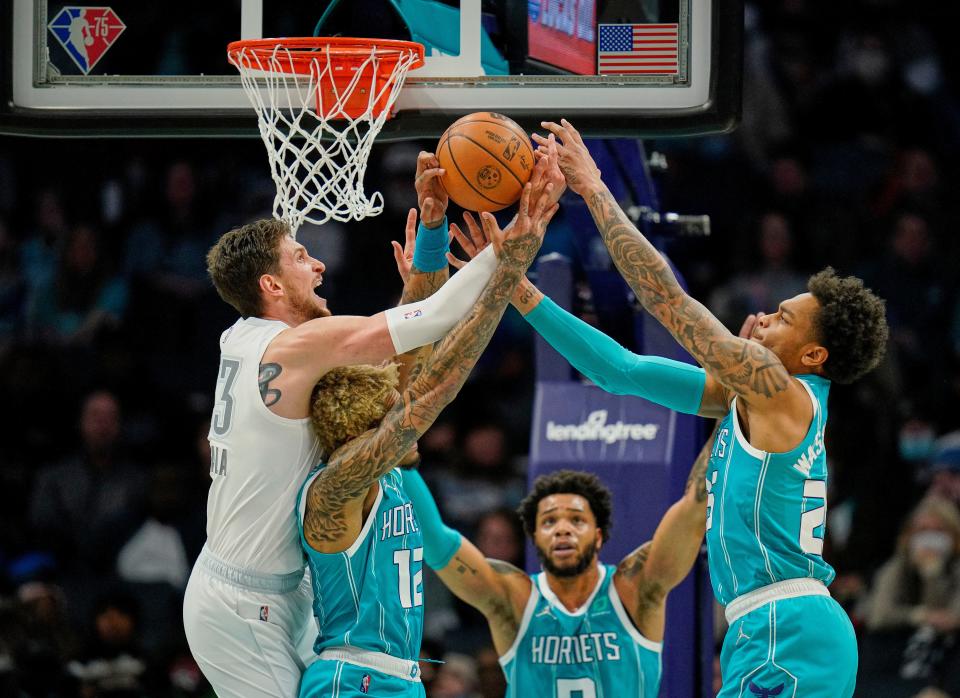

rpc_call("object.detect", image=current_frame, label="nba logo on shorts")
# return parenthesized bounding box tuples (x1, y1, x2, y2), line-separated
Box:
(259, 606, 269, 622)
(403, 309, 423, 320)
(359, 674, 371, 693)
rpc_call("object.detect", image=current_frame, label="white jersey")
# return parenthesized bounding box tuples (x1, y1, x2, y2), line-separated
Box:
(205, 316, 322, 575)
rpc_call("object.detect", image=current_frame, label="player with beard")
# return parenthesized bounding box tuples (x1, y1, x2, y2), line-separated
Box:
(183, 153, 517, 697)
(402, 436, 717, 697)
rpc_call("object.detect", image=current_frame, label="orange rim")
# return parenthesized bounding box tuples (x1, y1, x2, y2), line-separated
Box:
(227, 37, 425, 72)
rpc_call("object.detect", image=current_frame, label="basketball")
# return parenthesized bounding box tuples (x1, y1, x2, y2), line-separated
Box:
(436, 112, 535, 212)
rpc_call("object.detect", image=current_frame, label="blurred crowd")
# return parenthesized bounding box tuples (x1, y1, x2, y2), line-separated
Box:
(1, 1, 959, 696)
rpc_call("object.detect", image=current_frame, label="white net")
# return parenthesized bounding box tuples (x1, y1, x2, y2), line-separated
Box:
(229, 40, 423, 234)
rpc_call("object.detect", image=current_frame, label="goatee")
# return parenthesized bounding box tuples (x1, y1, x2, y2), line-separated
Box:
(537, 540, 597, 578)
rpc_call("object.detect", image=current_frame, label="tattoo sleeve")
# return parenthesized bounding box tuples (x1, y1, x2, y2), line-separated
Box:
(258, 363, 282, 407)
(585, 186, 791, 401)
(616, 542, 666, 620)
(304, 234, 539, 546)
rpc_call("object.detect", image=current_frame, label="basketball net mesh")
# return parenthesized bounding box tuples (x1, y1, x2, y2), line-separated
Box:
(230, 42, 421, 233)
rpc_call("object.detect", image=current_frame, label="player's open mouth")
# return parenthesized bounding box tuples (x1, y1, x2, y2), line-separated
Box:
(552, 543, 576, 557)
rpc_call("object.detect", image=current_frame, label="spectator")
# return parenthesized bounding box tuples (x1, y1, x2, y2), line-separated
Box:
(0, 215, 26, 357)
(709, 211, 808, 330)
(859, 497, 960, 696)
(925, 433, 960, 506)
(29, 391, 148, 623)
(68, 590, 151, 697)
(475, 508, 524, 569)
(26, 222, 128, 348)
(430, 422, 525, 534)
(431, 652, 479, 698)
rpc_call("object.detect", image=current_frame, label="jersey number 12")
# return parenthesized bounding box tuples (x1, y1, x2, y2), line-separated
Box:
(393, 548, 423, 609)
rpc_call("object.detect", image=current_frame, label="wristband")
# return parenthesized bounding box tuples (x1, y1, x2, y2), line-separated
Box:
(412, 216, 449, 273)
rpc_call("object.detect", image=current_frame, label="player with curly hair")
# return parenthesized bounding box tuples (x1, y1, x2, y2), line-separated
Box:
(293, 171, 559, 698)
(400, 432, 717, 697)
(520, 119, 891, 697)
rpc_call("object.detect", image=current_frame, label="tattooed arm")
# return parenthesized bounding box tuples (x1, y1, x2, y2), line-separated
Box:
(303, 184, 558, 554)
(613, 423, 719, 642)
(437, 538, 533, 655)
(535, 120, 805, 419)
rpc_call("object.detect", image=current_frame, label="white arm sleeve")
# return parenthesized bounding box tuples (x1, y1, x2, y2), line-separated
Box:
(384, 245, 498, 354)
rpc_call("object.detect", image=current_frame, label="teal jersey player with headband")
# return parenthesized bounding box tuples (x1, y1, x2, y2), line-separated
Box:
(498, 116, 891, 697)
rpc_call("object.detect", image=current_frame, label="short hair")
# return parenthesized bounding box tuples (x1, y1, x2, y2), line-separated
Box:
(310, 364, 400, 460)
(807, 268, 889, 385)
(518, 469, 613, 542)
(206, 219, 290, 317)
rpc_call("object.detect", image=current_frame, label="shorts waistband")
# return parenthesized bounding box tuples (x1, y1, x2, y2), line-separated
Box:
(196, 546, 304, 594)
(318, 646, 421, 683)
(725, 578, 830, 625)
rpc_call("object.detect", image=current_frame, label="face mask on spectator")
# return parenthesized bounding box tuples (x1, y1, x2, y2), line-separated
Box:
(910, 530, 954, 577)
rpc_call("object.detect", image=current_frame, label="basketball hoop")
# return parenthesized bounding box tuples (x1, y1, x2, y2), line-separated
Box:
(227, 37, 425, 232)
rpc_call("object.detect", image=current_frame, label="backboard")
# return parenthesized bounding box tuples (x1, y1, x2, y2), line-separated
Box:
(0, 0, 742, 139)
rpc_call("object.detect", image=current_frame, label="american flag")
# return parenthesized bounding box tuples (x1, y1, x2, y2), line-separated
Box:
(597, 24, 679, 75)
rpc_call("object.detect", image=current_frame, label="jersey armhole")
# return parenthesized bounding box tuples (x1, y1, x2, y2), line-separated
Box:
(298, 473, 383, 558)
(609, 583, 663, 654)
(253, 323, 312, 426)
(498, 580, 540, 667)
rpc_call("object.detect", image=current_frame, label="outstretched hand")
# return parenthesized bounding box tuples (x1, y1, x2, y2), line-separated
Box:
(485, 181, 559, 269)
(533, 118, 602, 197)
(446, 211, 490, 270)
(531, 132, 567, 205)
(392, 208, 452, 284)
(415, 151, 448, 229)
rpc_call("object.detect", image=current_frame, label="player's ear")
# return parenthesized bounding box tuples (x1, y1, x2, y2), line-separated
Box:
(259, 272, 284, 300)
(595, 527, 604, 551)
(799, 343, 828, 370)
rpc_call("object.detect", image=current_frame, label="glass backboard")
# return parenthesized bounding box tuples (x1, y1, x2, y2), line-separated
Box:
(1, 0, 742, 139)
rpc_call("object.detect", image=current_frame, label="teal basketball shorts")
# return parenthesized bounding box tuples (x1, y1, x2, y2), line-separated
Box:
(299, 657, 426, 698)
(719, 591, 857, 698)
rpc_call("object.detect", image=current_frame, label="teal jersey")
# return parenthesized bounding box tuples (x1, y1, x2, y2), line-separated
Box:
(500, 564, 662, 698)
(296, 468, 424, 661)
(704, 375, 835, 606)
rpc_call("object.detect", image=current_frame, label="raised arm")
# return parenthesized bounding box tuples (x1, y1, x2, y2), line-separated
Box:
(303, 183, 558, 552)
(613, 423, 718, 641)
(400, 469, 532, 654)
(449, 217, 721, 417)
(536, 120, 798, 412)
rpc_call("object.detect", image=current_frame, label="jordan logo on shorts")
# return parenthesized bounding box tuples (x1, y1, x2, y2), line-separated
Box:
(748, 682, 784, 697)
(360, 674, 371, 693)
(259, 605, 269, 622)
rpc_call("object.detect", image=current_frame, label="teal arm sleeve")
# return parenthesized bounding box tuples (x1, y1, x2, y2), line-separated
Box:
(400, 469, 462, 569)
(524, 296, 706, 415)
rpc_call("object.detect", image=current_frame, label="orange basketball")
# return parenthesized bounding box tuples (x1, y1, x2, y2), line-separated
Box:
(436, 112, 534, 212)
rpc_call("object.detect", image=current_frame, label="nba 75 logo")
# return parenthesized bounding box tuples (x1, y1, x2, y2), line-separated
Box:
(48, 7, 126, 75)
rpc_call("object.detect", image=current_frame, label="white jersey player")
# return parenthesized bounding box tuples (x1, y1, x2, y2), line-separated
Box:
(183, 156, 498, 697)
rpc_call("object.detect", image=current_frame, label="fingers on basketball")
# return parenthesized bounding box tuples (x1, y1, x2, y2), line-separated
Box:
(436, 112, 534, 213)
